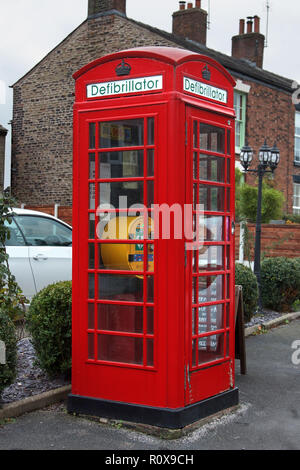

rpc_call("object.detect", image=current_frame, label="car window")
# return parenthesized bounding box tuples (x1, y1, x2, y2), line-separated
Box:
(15, 215, 72, 247)
(4, 218, 26, 246)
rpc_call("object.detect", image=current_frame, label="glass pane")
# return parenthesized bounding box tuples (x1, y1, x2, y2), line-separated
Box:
(147, 118, 155, 145)
(200, 124, 225, 154)
(100, 242, 142, 271)
(89, 243, 95, 269)
(99, 119, 144, 148)
(193, 152, 198, 179)
(199, 154, 225, 182)
(88, 273, 95, 299)
(227, 130, 231, 155)
(99, 181, 144, 207)
(203, 215, 224, 241)
(89, 213, 95, 239)
(15, 215, 72, 247)
(198, 245, 224, 271)
(198, 303, 224, 334)
(147, 276, 154, 303)
(98, 274, 143, 301)
(4, 218, 26, 246)
(227, 158, 230, 183)
(147, 149, 154, 176)
(226, 302, 230, 328)
(147, 307, 154, 334)
(227, 188, 231, 212)
(97, 335, 143, 364)
(99, 150, 143, 179)
(88, 303, 95, 329)
(89, 123, 96, 149)
(198, 275, 224, 303)
(97, 304, 143, 333)
(89, 183, 95, 210)
(89, 153, 95, 179)
(193, 121, 198, 148)
(198, 333, 224, 365)
(192, 308, 197, 335)
(199, 185, 225, 212)
(147, 180, 154, 207)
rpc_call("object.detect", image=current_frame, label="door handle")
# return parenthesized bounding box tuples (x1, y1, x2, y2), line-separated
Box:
(33, 254, 48, 261)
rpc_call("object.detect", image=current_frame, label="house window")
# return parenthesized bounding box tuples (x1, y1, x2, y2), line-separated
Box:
(295, 112, 300, 164)
(234, 91, 247, 152)
(293, 183, 300, 214)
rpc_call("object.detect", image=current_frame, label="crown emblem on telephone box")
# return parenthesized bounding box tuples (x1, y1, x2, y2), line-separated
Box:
(116, 59, 131, 76)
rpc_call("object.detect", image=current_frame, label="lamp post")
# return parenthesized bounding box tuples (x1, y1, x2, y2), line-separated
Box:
(239, 140, 280, 312)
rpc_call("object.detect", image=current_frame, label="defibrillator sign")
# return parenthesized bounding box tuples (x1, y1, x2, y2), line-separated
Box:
(87, 75, 163, 99)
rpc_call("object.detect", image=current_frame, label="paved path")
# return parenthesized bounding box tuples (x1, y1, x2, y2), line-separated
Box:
(0, 320, 299, 451)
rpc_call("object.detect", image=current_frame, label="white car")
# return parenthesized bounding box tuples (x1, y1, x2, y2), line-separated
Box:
(4, 208, 72, 301)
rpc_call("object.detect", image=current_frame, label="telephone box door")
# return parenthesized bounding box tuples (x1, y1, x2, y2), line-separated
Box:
(185, 105, 235, 405)
(73, 103, 170, 407)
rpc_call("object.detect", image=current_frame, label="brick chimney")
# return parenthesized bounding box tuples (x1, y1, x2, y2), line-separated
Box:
(172, 0, 208, 46)
(232, 16, 265, 68)
(88, 0, 126, 18)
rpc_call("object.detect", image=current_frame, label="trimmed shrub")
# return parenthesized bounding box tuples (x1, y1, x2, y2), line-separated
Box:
(0, 310, 17, 396)
(26, 281, 72, 377)
(235, 263, 258, 322)
(261, 257, 300, 312)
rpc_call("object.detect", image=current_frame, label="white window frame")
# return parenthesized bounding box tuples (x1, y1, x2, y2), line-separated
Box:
(294, 111, 300, 164)
(293, 182, 300, 214)
(234, 80, 251, 155)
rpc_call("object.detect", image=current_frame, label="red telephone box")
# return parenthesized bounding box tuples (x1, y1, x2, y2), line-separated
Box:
(68, 47, 238, 428)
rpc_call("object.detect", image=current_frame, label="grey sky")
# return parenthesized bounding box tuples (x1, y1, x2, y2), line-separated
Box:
(0, 0, 299, 187)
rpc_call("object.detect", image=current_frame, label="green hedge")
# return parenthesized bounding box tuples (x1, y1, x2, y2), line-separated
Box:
(235, 263, 258, 322)
(0, 310, 17, 396)
(261, 257, 300, 312)
(26, 281, 72, 377)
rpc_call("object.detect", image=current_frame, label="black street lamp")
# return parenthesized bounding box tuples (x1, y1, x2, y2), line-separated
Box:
(239, 140, 280, 312)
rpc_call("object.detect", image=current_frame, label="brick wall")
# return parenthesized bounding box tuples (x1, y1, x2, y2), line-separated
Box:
(11, 10, 296, 214)
(237, 79, 298, 214)
(235, 223, 300, 260)
(11, 14, 176, 206)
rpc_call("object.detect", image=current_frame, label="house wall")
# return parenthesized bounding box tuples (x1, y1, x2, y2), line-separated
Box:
(11, 14, 175, 206)
(239, 79, 298, 214)
(11, 12, 296, 214)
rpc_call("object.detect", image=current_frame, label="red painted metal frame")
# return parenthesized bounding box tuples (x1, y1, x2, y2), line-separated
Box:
(72, 47, 235, 410)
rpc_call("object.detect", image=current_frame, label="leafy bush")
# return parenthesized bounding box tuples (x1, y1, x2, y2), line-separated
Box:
(0, 310, 17, 396)
(0, 191, 27, 321)
(235, 263, 258, 322)
(26, 281, 72, 377)
(238, 181, 284, 223)
(260, 257, 300, 312)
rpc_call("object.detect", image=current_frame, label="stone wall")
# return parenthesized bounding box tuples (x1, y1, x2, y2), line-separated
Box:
(11, 14, 175, 206)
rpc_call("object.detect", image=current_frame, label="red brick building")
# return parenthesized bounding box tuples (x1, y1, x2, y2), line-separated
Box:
(11, 0, 298, 215)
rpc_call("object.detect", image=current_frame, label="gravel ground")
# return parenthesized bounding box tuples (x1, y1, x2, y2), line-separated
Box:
(1, 337, 70, 404)
(0, 309, 285, 404)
